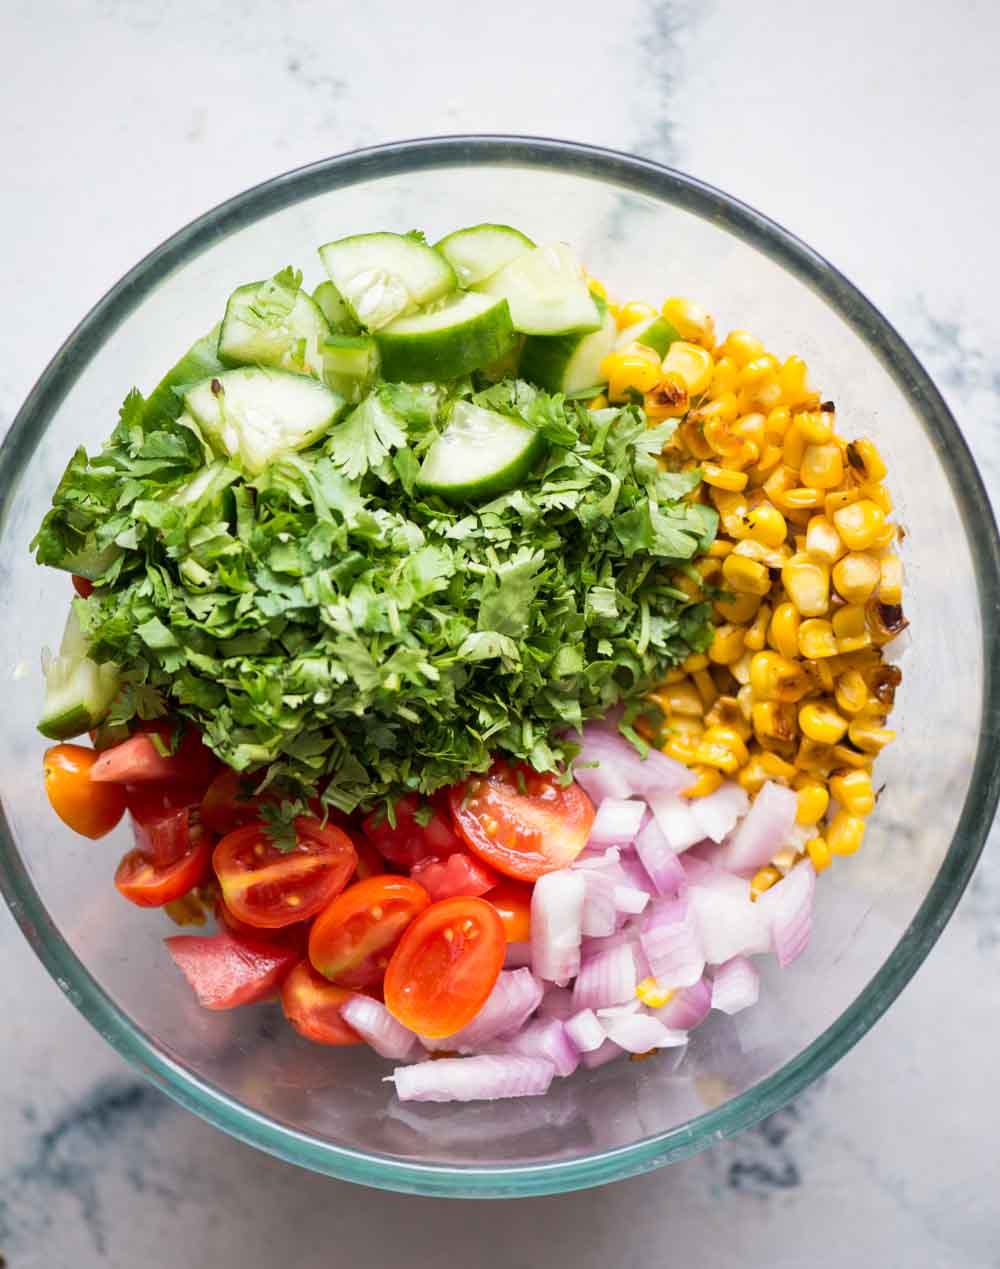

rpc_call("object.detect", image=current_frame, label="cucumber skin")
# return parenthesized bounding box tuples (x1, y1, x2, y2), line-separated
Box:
(38, 702, 95, 742)
(416, 421, 547, 504)
(376, 300, 517, 383)
(434, 224, 535, 286)
(142, 327, 225, 429)
(519, 298, 614, 393)
(313, 281, 360, 334)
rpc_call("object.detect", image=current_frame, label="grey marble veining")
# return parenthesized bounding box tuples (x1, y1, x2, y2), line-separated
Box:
(1, 0, 999, 1266)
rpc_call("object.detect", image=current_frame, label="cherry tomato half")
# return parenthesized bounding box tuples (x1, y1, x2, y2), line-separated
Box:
(43, 743, 125, 840)
(215, 897, 310, 952)
(409, 851, 498, 902)
(363, 793, 464, 868)
(90, 722, 218, 790)
(308, 875, 430, 989)
(71, 574, 94, 598)
(280, 959, 364, 1046)
(449, 763, 595, 882)
(486, 877, 534, 943)
(383, 896, 506, 1038)
(115, 825, 213, 907)
(166, 929, 299, 1010)
(213, 818, 357, 930)
(200, 768, 270, 835)
(129, 792, 205, 867)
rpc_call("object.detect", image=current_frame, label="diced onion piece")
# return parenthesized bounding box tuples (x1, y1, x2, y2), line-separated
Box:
(391, 1055, 555, 1103)
(687, 873, 772, 964)
(505, 1018, 579, 1077)
(689, 781, 749, 843)
(572, 943, 638, 1011)
(580, 870, 618, 938)
(633, 818, 685, 897)
(420, 968, 543, 1052)
(602, 1011, 688, 1054)
(580, 1038, 625, 1069)
(565, 1008, 606, 1053)
(756, 860, 816, 968)
(340, 996, 418, 1061)
(537, 984, 575, 1020)
(614, 884, 650, 916)
(531, 869, 585, 985)
(640, 896, 705, 988)
(652, 976, 712, 1032)
(722, 781, 798, 873)
(711, 956, 761, 1014)
(647, 790, 704, 853)
(503, 942, 533, 969)
(589, 797, 647, 846)
(572, 724, 695, 803)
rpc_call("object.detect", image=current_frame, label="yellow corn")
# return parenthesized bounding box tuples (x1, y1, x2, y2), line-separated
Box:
(762, 463, 796, 508)
(731, 653, 753, 688)
(796, 618, 837, 659)
(781, 554, 830, 617)
(759, 750, 797, 781)
(682, 765, 724, 799)
(781, 486, 824, 511)
(804, 515, 845, 564)
(677, 419, 714, 460)
(587, 393, 609, 411)
(827, 810, 866, 856)
(750, 865, 782, 900)
(723, 330, 766, 367)
(636, 976, 675, 1008)
(661, 297, 715, 348)
(879, 555, 903, 605)
(683, 651, 710, 673)
(831, 743, 873, 770)
(745, 501, 787, 548)
(796, 411, 834, 444)
(763, 604, 794, 658)
(695, 725, 750, 774)
(832, 499, 887, 551)
(738, 754, 770, 794)
(722, 553, 771, 596)
(795, 736, 836, 778)
(832, 604, 872, 653)
(832, 552, 881, 604)
(752, 700, 798, 746)
(800, 443, 844, 490)
(860, 481, 893, 514)
(711, 355, 739, 395)
(846, 437, 887, 481)
(847, 719, 896, 753)
(734, 411, 767, 449)
(715, 591, 762, 624)
(749, 650, 811, 702)
(807, 836, 832, 872)
(744, 603, 772, 652)
(601, 343, 663, 401)
(703, 463, 748, 492)
(736, 353, 780, 388)
(804, 657, 836, 694)
(705, 694, 753, 739)
(799, 701, 849, 744)
(834, 669, 869, 715)
(655, 679, 703, 717)
(782, 420, 808, 470)
(794, 778, 830, 826)
(765, 406, 792, 440)
(692, 667, 719, 709)
(662, 341, 714, 395)
(643, 377, 688, 419)
(615, 300, 657, 331)
(779, 355, 819, 408)
(830, 769, 875, 816)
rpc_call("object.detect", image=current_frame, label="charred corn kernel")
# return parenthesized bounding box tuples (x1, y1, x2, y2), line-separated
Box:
(797, 618, 838, 659)
(758, 751, 796, 782)
(724, 331, 766, 368)
(823, 487, 861, 519)
(860, 481, 893, 514)
(602, 343, 662, 401)
(715, 591, 762, 623)
(709, 622, 748, 665)
(636, 976, 675, 1008)
(794, 779, 829, 825)
(646, 372, 690, 419)
(779, 355, 819, 408)
(615, 299, 657, 331)
(832, 605, 872, 653)
(731, 653, 753, 687)
(706, 540, 734, 560)
(656, 679, 703, 717)
(661, 297, 715, 348)
(763, 464, 796, 508)
(765, 406, 792, 441)
(801, 443, 844, 490)
(710, 486, 750, 534)
(662, 731, 701, 764)
(831, 743, 873, 770)
(696, 556, 722, 583)
(587, 392, 609, 410)
(796, 411, 833, 444)
(693, 667, 719, 708)
(833, 499, 886, 550)
(845, 437, 887, 482)
(705, 693, 752, 736)
(662, 340, 714, 395)
(722, 553, 771, 596)
(879, 555, 903, 605)
(868, 521, 898, 550)
(804, 515, 845, 565)
(738, 754, 769, 794)
(830, 769, 875, 816)
(799, 701, 849, 744)
(719, 440, 760, 471)
(711, 355, 739, 395)
(782, 420, 808, 469)
(828, 810, 866, 856)
(752, 700, 798, 745)
(795, 736, 836, 778)
(804, 657, 836, 694)
(696, 725, 750, 773)
(736, 353, 780, 388)
(807, 836, 832, 872)
(677, 418, 714, 459)
(750, 444, 784, 483)
(744, 501, 787, 548)
(847, 719, 896, 753)
(782, 554, 830, 617)
(750, 650, 811, 702)
(782, 486, 823, 511)
(734, 412, 767, 449)
(832, 552, 881, 604)
(699, 392, 741, 435)
(683, 765, 725, 799)
(767, 602, 800, 659)
(835, 669, 870, 715)
(744, 604, 772, 652)
(683, 651, 710, 672)
(703, 463, 748, 492)
(750, 865, 782, 900)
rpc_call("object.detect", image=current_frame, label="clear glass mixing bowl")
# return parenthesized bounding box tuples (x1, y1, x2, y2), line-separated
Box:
(1, 136, 997, 1197)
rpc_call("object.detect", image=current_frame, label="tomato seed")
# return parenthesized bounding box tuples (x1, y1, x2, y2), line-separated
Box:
(443, 928, 454, 943)
(370, 906, 383, 920)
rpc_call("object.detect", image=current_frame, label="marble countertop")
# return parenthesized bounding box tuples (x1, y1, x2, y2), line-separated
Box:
(2, 0, 998, 1265)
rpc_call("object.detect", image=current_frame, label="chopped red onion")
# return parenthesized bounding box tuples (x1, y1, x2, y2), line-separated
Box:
(756, 859, 816, 968)
(689, 781, 749, 843)
(420, 968, 543, 1052)
(633, 818, 685, 897)
(391, 1055, 555, 1103)
(618, 853, 657, 893)
(537, 984, 576, 1020)
(564, 1008, 606, 1053)
(614, 884, 650, 915)
(589, 797, 647, 846)
(652, 975, 712, 1031)
(711, 956, 761, 1014)
(571, 943, 638, 1011)
(687, 873, 771, 964)
(531, 869, 585, 985)
(602, 1011, 689, 1054)
(340, 996, 418, 1061)
(640, 896, 705, 988)
(722, 780, 798, 873)
(580, 1038, 625, 1069)
(572, 725, 694, 802)
(505, 1018, 579, 1077)
(580, 869, 618, 938)
(647, 790, 703, 852)
(503, 941, 533, 969)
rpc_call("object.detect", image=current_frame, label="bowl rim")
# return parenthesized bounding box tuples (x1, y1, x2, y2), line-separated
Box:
(2, 133, 998, 1197)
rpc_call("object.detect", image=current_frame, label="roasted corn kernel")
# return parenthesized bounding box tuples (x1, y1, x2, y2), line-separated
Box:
(703, 463, 748, 492)
(750, 864, 782, 900)
(768, 602, 801, 659)
(827, 810, 866, 856)
(661, 297, 715, 348)
(832, 499, 887, 551)
(782, 554, 831, 617)
(879, 555, 903, 605)
(801, 443, 844, 490)
(750, 650, 811, 701)
(683, 765, 724, 798)
(744, 604, 772, 652)
(847, 719, 896, 753)
(830, 769, 876, 816)
(798, 701, 849, 744)
(807, 836, 832, 872)
(834, 669, 869, 715)
(722, 553, 771, 596)
(832, 552, 881, 604)
(662, 340, 714, 395)
(794, 778, 830, 825)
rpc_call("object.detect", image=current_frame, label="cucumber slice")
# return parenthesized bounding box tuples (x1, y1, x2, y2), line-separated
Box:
(520, 297, 617, 394)
(322, 335, 380, 402)
(375, 292, 515, 382)
(312, 280, 360, 334)
(143, 326, 225, 428)
(475, 242, 601, 336)
(318, 232, 457, 331)
(184, 368, 346, 476)
(218, 276, 330, 377)
(416, 401, 545, 503)
(615, 315, 681, 357)
(38, 608, 119, 741)
(434, 224, 534, 287)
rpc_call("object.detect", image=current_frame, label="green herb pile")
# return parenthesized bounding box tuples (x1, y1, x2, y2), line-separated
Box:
(33, 367, 716, 811)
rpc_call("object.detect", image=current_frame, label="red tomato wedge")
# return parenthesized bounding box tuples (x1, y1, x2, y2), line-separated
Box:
(115, 825, 213, 907)
(166, 929, 299, 1010)
(363, 793, 464, 868)
(200, 768, 271, 835)
(213, 818, 357, 930)
(280, 960, 364, 1046)
(215, 898, 310, 952)
(383, 896, 506, 1038)
(486, 877, 534, 943)
(43, 743, 125, 839)
(71, 574, 94, 598)
(448, 763, 595, 882)
(90, 724, 217, 789)
(409, 851, 498, 902)
(308, 875, 430, 989)
(129, 794, 205, 868)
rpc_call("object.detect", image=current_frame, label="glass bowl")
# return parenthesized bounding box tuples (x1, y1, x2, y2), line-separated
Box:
(1, 136, 997, 1198)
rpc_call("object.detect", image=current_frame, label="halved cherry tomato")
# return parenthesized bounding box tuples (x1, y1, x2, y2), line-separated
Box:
(43, 743, 125, 840)
(115, 825, 213, 907)
(71, 574, 94, 598)
(199, 768, 268, 834)
(308, 875, 430, 989)
(280, 959, 364, 1045)
(215, 897, 310, 952)
(449, 762, 595, 882)
(409, 851, 498, 902)
(90, 722, 218, 790)
(166, 929, 299, 1010)
(129, 794, 205, 868)
(213, 818, 357, 929)
(486, 877, 534, 943)
(352, 834, 386, 882)
(383, 896, 506, 1038)
(363, 793, 464, 868)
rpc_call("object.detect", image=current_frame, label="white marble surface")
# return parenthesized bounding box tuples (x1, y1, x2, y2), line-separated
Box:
(2, 0, 999, 1265)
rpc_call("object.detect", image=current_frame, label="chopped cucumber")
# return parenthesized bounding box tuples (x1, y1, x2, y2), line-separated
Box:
(322, 334, 380, 402)
(184, 368, 346, 476)
(169, 459, 239, 510)
(416, 401, 545, 503)
(143, 326, 225, 428)
(218, 276, 330, 377)
(38, 607, 119, 741)
(475, 242, 601, 336)
(375, 292, 515, 382)
(615, 315, 681, 357)
(434, 224, 534, 287)
(519, 297, 616, 395)
(312, 280, 361, 334)
(318, 232, 457, 331)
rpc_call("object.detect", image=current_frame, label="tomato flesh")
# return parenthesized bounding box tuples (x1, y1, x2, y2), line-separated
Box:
(215, 897, 310, 951)
(409, 851, 498, 902)
(90, 723, 218, 789)
(213, 818, 357, 929)
(280, 959, 364, 1045)
(309, 875, 430, 989)
(351, 834, 385, 882)
(486, 877, 534, 943)
(43, 743, 125, 840)
(166, 929, 298, 1009)
(71, 574, 94, 598)
(383, 896, 506, 1038)
(449, 763, 595, 881)
(115, 827, 213, 907)
(128, 791, 207, 867)
(363, 793, 464, 868)
(200, 768, 271, 835)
